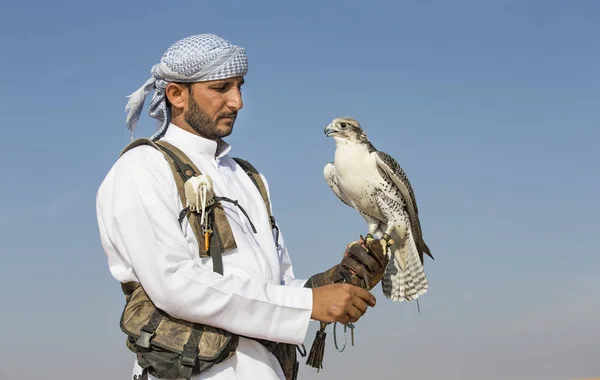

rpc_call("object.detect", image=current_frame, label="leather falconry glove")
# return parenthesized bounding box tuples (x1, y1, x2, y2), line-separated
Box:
(303, 235, 391, 371)
(304, 234, 390, 291)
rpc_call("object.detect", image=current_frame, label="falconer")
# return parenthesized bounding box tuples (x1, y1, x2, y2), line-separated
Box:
(96, 33, 389, 380)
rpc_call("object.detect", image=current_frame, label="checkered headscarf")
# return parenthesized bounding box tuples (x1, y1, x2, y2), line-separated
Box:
(125, 34, 248, 140)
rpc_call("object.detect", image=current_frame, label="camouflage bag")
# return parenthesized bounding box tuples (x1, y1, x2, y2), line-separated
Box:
(120, 282, 239, 379)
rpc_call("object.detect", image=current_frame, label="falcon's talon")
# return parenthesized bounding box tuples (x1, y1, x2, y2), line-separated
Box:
(381, 233, 395, 246)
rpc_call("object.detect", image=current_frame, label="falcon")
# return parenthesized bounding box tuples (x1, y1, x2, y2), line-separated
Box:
(323, 117, 434, 302)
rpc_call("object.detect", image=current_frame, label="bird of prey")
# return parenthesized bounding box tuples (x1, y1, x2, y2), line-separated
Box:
(324, 117, 433, 302)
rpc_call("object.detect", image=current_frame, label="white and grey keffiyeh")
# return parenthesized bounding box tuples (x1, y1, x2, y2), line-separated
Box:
(125, 34, 248, 140)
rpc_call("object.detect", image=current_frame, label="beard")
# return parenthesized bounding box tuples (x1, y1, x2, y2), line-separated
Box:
(184, 95, 236, 140)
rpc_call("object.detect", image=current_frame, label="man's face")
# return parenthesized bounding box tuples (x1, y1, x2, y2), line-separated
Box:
(184, 76, 244, 140)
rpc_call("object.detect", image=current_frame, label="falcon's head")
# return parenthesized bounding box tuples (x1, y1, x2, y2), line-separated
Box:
(324, 117, 372, 147)
(325, 117, 375, 152)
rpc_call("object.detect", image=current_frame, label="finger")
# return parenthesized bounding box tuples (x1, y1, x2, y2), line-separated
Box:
(350, 286, 376, 306)
(341, 257, 368, 279)
(347, 245, 380, 273)
(338, 314, 351, 325)
(365, 240, 387, 266)
(342, 241, 355, 257)
(345, 305, 363, 323)
(352, 296, 368, 315)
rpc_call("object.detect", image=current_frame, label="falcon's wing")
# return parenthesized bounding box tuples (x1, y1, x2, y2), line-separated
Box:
(373, 151, 433, 260)
(324, 162, 353, 208)
(373, 151, 419, 214)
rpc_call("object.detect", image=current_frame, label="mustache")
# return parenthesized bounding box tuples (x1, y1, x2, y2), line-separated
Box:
(218, 112, 237, 119)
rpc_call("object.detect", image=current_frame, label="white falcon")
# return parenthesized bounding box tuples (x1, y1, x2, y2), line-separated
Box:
(324, 117, 434, 302)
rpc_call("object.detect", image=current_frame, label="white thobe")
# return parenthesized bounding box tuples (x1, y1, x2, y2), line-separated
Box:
(96, 124, 314, 379)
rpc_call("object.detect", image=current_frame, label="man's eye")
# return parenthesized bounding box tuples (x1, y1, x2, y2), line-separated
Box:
(213, 84, 228, 92)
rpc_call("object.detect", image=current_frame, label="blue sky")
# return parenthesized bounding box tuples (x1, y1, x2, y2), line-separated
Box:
(0, 1, 599, 379)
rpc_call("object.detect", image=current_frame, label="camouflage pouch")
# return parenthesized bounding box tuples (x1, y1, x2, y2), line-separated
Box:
(120, 282, 239, 380)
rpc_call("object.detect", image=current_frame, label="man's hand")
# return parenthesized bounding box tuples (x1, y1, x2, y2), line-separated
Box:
(310, 283, 376, 325)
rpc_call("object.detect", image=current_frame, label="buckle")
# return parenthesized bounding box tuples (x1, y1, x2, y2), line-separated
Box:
(136, 326, 155, 349)
(181, 341, 198, 367)
(181, 355, 196, 367)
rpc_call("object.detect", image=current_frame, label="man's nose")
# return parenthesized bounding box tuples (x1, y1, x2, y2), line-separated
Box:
(227, 89, 243, 111)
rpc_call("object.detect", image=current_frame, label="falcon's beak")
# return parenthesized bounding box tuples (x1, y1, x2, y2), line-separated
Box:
(324, 123, 338, 137)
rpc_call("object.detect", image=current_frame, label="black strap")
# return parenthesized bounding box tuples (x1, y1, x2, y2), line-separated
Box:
(206, 207, 223, 275)
(270, 216, 280, 246)
(296, 343, 306, 357)
(178, 206, 190, 225)
(180, 325, 205, 380)
(136, 309, 164, 348)
(156, 143, 197, 181)
(293, 360, 299, 380)
(211, 248, 224, 276)
(133, 368, 148, 380)
(215, 196, 257, 233)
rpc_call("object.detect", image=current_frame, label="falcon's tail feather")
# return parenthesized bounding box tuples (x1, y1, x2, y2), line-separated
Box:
(381, 226, 428, 302)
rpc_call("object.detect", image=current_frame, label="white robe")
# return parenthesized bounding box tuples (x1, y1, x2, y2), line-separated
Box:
(96, 124, 313, 379)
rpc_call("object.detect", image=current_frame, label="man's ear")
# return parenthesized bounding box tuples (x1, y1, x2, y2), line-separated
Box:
(165, 83, 189, 111)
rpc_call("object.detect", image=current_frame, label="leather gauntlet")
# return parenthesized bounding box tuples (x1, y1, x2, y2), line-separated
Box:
(305, 235, 390, 291)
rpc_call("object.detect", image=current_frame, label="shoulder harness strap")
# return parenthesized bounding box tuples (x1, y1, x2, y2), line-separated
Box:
(233, 157, 280, 245)
(119, 138, 237, 274)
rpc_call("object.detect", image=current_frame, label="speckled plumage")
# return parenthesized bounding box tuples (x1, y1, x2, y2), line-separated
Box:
(323, 117, 433, 302)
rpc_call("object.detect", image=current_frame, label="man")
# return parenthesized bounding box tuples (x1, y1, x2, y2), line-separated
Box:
(96, 34, 388, 380)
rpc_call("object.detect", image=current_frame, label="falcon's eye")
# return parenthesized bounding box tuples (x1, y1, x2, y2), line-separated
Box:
(339, 122, 347, 129)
